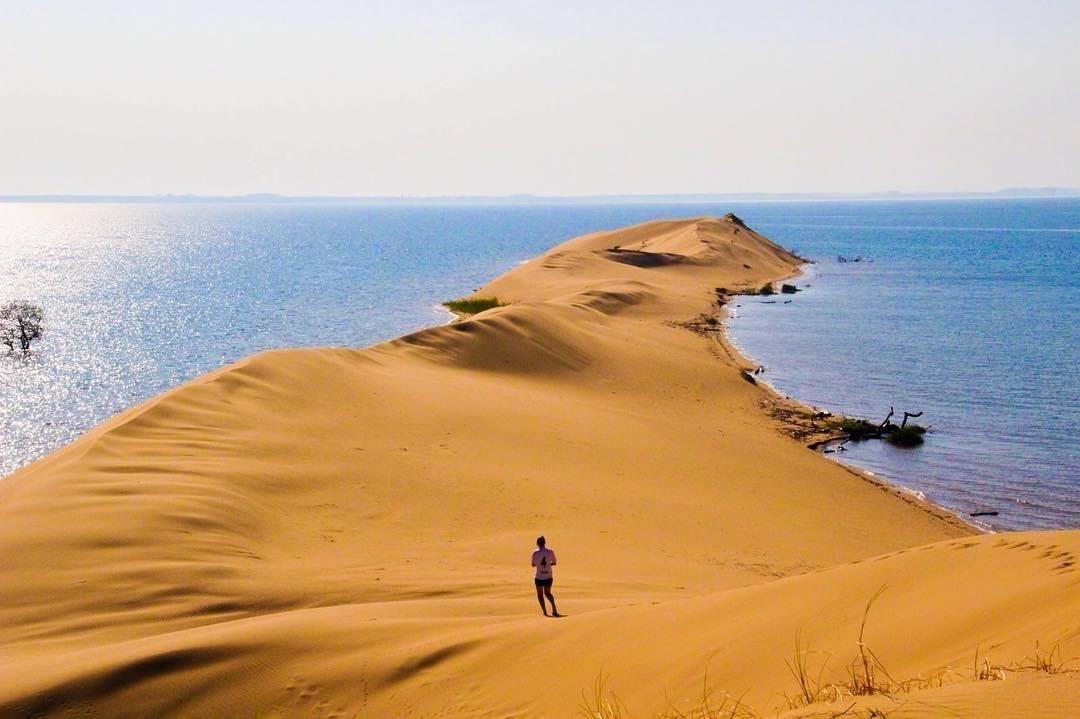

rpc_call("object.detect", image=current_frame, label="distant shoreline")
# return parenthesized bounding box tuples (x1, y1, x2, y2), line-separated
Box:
(2, 188, 1078, 205)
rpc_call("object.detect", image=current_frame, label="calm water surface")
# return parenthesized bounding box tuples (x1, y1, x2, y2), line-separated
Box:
(1, 200, 1076, 530)
(725, 199, 1079, 530)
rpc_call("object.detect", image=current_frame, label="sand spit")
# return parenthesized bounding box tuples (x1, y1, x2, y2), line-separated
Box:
(0, 216, 1075, 717)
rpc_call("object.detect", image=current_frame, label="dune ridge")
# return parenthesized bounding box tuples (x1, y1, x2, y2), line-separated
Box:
(0, 216, 1075, 717)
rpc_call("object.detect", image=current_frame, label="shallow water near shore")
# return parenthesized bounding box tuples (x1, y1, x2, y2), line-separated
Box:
(1, 199, 1077, 530)
(725, 199, 1079, 530)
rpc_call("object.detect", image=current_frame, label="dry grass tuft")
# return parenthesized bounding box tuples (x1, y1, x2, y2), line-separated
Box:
(579, 672, 757, 719)
(783, 585, 937, 710)
(1021, 641, 1076, 674)
(784, 632, 840, 707)
(581, 596, 1073, 718)
(845, 587, 893, 696)
(580, 674, 632, 719)
(973, 645, 1007, 681)
(974, 640, 1077, 681)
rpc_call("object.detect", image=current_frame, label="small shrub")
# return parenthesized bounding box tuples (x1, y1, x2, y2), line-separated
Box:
(885, 426, 925, 447)
(442, 296, 505, 315)
(839, 419, 878, 441)
(759, 284, 775, 296)
(780, 284, 798, 294)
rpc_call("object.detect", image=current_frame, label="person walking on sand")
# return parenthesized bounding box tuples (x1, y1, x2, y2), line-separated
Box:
(531, 535, 559, 617)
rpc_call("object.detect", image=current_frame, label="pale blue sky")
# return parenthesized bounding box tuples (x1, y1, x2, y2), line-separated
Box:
(1, 1, 1077, 195)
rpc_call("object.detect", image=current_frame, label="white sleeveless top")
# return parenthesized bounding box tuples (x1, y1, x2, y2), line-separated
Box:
(531, 547, 557, 579)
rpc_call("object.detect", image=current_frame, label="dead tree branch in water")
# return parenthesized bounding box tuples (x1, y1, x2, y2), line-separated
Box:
(877, 407, 895, 431)
(901, 411, 923, 429)
(814, 407, 929, 450)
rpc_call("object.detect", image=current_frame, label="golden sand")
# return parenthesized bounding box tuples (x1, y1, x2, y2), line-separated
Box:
(0, 216, 1076, 717)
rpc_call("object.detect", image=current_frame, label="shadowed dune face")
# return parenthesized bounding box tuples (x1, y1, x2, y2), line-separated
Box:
(388, 303, 599, 374)
(601, 248, 690, 267)
(0, 215, 1075, 718)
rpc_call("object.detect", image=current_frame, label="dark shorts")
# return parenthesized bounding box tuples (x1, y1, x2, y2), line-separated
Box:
(534, 577, 553, 588)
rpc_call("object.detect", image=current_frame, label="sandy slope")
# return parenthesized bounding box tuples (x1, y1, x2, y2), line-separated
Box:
(0, 216, 1075, 718)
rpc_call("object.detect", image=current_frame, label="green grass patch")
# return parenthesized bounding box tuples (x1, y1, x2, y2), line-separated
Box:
(441, 296, 506, 315)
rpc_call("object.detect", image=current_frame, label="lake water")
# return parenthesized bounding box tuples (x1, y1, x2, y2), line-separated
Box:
(1, 199, 1076, 530)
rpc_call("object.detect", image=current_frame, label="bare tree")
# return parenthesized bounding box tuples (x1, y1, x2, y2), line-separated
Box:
(0, 300, 45, 353)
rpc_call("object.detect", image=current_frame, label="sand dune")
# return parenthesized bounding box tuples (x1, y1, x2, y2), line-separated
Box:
(0, 216, 1075, 717)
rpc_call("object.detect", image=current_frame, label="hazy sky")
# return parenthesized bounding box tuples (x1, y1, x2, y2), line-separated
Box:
(2, 1, 1078, 196)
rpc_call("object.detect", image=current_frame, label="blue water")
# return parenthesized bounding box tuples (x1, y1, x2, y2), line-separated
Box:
(725, 199, 1079, 531)
(1, 200, 1077, 530)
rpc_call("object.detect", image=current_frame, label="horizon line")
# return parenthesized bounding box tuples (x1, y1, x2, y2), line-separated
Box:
(2, 187, 1079, 204)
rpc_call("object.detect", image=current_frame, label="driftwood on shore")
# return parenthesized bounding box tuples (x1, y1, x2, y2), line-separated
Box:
(809, 406, 929, 450)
